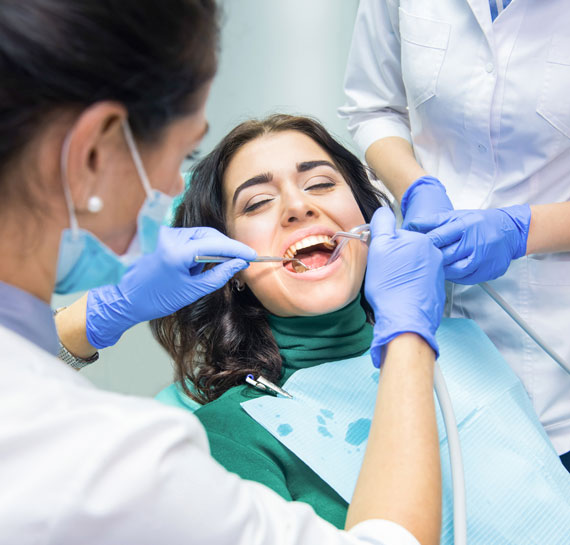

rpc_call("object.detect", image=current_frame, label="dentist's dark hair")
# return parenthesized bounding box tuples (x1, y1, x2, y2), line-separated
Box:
(0, 0, 218, 194)
(151, 114, 389, 404)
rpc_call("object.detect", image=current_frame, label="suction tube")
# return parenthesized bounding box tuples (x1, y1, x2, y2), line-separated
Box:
(480, 282, 570, 375)
(434, 363, 468, 545)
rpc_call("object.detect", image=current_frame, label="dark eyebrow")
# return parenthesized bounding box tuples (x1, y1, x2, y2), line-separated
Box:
(296, 160, 338, 173)
(232, 172, 273, 207)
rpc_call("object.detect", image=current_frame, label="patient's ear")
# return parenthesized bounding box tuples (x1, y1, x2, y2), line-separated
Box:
(233, 275, 246, 292)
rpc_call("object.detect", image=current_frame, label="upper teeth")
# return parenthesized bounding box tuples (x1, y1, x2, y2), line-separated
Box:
(284, 235, 334, 258)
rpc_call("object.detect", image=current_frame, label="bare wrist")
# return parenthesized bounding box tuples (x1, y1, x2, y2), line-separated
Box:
(54, 295, 98, 360)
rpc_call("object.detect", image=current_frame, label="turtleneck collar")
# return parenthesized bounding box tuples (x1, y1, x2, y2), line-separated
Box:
(267, 295, 373, 383)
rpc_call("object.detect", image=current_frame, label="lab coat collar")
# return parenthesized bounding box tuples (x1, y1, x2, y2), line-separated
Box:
(464, 0, 495, 51)
(0, 281, 58, 356)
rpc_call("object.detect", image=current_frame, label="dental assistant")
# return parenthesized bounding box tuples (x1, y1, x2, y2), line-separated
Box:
(0, 1, 446, 544)
(340, 0, 570, 469)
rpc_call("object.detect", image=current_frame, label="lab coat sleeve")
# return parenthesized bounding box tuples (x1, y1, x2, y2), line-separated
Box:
(339, 0, 412, 154)
(51, 397, 420, 545)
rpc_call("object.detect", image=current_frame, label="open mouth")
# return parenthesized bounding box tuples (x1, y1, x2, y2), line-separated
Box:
(283, 235, 336, 273)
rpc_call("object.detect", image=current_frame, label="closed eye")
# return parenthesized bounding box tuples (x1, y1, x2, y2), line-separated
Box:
(306, 180, 336, 191)
(243, 197, 275, 213)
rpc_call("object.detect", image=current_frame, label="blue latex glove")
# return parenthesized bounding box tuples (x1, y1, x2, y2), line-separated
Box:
(86, 226, 257, 349)
(400, 175, 454, 230)
(407, 205, 531, 284)
(365, 207, 445, 367)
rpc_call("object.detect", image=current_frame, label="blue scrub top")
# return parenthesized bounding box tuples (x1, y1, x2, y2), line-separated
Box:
(0, 281, 58, 355)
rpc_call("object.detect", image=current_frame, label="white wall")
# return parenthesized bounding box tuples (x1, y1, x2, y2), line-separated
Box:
(52, 0, 360, 398)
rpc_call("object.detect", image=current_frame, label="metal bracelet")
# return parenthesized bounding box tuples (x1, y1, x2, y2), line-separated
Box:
(57, 341, 99, 369)
(53, 306, 99, 369)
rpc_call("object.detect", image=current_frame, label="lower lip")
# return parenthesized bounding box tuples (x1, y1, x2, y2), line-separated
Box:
(281, 254, 343, 281)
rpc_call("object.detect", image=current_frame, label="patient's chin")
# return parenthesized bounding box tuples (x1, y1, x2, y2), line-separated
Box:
(256, 278, 362, 318)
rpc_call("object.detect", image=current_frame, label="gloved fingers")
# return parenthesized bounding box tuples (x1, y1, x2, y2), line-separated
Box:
(443, 256, 479, 282)
(192, 258, 249, 293)
(400, 176, 454, 219)
(439, 238, 472, 266)
(369, 206, 397, 238)
(402, 216, 426, 231)
(190, 236, 257, 261)
(405, 211, 451, 233)
(180, 226, 228, 240)
(446, 253, 511, 285)
(168, 228, 256, 269)
(423, 217, 466, 249)
(403, 215, 442, 232)
(171, 226, 255, 254)
(188, 261, 205, 277)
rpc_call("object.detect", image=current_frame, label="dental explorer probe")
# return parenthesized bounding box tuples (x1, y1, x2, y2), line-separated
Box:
(196, 225, 371, 271)
(194, 255, 311, 270)
(326, 224, 371, 265)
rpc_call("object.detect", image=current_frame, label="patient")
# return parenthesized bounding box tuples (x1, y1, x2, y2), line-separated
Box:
(153, 114, 383, 527)
(152, 115, 570, 534)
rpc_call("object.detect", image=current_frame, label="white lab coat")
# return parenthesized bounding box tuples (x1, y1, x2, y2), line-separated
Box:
(340, 0, 570, 454)
(0, 325, 419, 545)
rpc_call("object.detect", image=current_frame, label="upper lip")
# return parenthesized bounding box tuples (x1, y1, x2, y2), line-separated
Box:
(279, 225, 337, 257)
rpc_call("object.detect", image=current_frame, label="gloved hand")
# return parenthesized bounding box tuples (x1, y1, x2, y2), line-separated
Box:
(86, 226, 257, 349)
(407, 204, 531, 284)
(365, 207, 445, 367)
(400, 175, 454, 230)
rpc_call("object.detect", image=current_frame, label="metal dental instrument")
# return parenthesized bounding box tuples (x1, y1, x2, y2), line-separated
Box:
(195, 255, 311, 271)
(326, 223, 371, 265)
(245, 374, 293, 399)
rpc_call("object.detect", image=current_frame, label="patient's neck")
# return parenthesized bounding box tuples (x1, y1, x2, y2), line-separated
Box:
(268, 295, 373, 383)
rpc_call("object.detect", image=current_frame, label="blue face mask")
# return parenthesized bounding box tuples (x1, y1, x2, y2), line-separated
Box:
(54, 121, 174, 294)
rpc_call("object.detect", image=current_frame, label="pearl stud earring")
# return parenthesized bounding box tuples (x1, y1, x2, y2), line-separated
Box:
(86, 195, 104, 213)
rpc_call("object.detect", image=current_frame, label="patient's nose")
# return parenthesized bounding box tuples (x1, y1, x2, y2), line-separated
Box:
(281, 189, 319, 225)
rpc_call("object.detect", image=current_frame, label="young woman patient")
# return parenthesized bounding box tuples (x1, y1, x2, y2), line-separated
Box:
(152, 115, 570, 534)
(153, 114, 383, 527)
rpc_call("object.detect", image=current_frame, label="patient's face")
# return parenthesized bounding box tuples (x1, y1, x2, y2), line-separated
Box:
(223, 130, 367, 317)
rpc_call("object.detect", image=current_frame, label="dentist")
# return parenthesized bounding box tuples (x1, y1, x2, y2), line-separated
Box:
(0, 1, 446, 544)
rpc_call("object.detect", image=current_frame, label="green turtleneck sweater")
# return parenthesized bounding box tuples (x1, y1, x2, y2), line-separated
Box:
(173, 297, 372, 529)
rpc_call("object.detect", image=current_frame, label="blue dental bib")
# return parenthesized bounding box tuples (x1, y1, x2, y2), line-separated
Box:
(242, 318, 570, 544)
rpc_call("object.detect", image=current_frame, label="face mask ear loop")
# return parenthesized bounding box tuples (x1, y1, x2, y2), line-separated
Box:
(121, 120, 154, 200)
(60, 130, 80, 240)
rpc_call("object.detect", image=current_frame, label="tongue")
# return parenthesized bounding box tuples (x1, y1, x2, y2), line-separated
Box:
(293, 249, 331, 271)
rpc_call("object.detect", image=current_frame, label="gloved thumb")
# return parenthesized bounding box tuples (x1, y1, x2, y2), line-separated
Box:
(194, 259, 249, 294)
(370, 206, 396, 238)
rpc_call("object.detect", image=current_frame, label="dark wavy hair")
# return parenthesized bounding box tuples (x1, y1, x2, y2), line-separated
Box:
(151, 115, 388, 404)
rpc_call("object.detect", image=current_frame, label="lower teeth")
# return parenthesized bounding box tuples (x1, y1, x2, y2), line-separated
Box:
(292, 263, 328, 274)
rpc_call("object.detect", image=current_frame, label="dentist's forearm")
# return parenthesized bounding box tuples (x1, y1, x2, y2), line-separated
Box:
(54, 294, 98, 360)
(345, 333, 441, 545)
(365, 137, 427, 202)
(526, 202, 570, 255)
